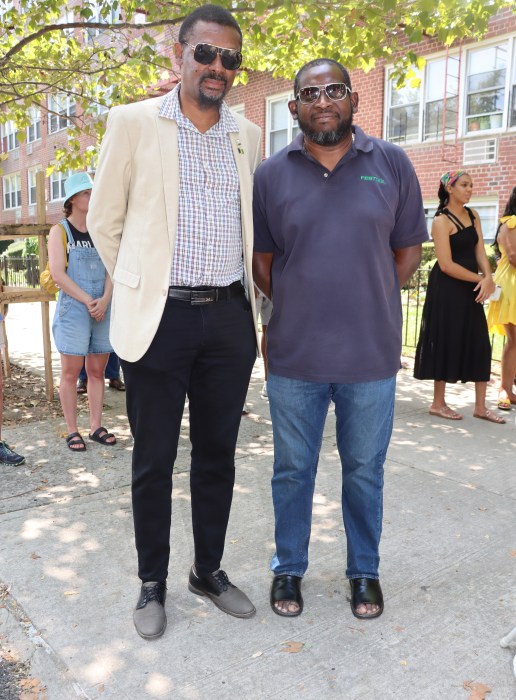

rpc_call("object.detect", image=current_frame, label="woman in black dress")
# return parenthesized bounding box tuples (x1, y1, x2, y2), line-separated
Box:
(414, 170, 504, 424)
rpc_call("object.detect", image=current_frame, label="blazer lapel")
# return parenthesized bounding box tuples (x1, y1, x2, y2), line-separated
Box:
(156, 114, 180, 254)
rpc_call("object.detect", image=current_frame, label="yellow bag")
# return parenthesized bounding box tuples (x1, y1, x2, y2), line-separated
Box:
(40, 224, 68, 296)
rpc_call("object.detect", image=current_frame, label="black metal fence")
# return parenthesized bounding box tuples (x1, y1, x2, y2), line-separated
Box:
(1, 255, 40, 288)
(0, 257, 504, 364)
(401, 267, 503, 364)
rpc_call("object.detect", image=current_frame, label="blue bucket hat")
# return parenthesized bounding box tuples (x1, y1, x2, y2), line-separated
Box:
(64, 172, 94, 203)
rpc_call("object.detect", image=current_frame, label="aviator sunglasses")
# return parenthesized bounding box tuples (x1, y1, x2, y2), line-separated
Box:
(182, 41, 243, 71)
(296, 82, 351, 105)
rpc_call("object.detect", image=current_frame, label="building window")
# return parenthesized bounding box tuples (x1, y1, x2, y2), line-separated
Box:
(3, 173, 22, 210)
(49, 170, 70, 201)
(48, 94, 76, 134)
(423, 58, 459, 141)
(510, 46, 516, 128)
(473, 203, 498, 242)
(231, 103, 245, 117)
(387, 72, 421, 144)
(58, 9, 74, 35)
(266, 94, 300, 156)
(93, 85, 113, 116)
(28, 168, 42, 206)
(0, 0, 13, 21)
(466, 44, 507, 133)
(27, 108, 41, 143)
(1, 120, 20, 152)
(85, 0, 119, 41)
(386, 37, 516, 143)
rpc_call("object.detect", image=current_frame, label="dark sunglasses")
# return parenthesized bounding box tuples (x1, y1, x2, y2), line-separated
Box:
(296, 83, 351, 105)
(182, 41, 243, 71)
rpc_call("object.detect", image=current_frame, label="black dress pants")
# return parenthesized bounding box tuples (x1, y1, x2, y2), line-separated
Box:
(121, 291, 256, 582)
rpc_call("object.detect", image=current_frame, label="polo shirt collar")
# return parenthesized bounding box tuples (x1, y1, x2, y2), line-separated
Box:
(287, 125, 373, 155)
(159, 84, 239, 135)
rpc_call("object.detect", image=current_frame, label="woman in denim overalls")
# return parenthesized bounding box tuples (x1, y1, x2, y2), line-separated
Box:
(49, 172, 116, 451)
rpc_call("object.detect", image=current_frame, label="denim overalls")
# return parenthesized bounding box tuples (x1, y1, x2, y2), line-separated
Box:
(52, 219, 112, 356)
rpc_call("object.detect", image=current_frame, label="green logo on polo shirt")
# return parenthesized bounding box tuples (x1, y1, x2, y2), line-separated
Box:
(360, 175, 386, 184)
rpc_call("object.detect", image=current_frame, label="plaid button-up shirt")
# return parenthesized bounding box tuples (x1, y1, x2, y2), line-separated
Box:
(159, 86, 243, 287)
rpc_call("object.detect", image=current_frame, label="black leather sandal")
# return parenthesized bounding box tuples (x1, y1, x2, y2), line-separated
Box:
(349, 577, 384, 619)
(65, 432, 86, 452)
(89, 427, 116, 445)
(270, 574, 303, 617)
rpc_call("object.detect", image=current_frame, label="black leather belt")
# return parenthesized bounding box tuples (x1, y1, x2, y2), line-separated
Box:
(168, 281, 243, 305)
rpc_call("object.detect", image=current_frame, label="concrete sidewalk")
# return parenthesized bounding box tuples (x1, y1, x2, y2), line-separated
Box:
(1, 303, 515, 699)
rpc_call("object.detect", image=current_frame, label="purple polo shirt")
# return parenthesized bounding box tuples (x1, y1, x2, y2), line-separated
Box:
(253, 126, 428, 383)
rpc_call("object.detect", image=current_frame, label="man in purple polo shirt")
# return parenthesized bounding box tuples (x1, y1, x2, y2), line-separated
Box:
(253, 58, 428, 620)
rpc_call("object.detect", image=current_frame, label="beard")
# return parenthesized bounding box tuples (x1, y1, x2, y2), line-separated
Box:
(297, 109, 353, 146)
(198, 72, 227, 108)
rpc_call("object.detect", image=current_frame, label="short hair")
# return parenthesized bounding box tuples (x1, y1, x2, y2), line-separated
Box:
(178, 4, 242, 46)
(293, 59, 351, 97)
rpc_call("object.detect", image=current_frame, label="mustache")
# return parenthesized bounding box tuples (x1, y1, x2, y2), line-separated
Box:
(201, 71, 227, 85)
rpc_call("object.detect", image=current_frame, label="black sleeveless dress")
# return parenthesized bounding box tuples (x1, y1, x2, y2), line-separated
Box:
(413, 207, 491, 383)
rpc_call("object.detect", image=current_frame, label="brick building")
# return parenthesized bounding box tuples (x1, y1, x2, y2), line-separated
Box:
(1, 7, 516, 240)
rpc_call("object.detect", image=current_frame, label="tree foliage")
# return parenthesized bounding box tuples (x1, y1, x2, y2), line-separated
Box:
(1, 0, 514, 171)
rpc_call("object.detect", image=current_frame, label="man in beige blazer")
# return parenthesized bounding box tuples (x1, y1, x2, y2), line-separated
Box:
(88, 4, 261, 640)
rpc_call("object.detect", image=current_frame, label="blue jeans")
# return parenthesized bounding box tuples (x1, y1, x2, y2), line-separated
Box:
(268, 373, 396, 580)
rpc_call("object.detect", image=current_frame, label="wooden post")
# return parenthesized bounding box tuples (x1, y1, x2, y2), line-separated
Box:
(37, 171, 55, 400)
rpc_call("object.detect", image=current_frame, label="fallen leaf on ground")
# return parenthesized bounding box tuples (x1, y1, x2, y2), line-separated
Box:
(30, 553, 41, 559)
(463, 680, 492, 699)
(63, 591, 78, 596)
(280, 641, 304, 653)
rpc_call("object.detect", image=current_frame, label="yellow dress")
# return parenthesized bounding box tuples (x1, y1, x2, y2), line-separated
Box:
(487, 215, 516, 336)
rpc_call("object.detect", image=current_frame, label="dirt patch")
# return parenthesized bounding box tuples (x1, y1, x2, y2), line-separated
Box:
(2, 363, 82, 425)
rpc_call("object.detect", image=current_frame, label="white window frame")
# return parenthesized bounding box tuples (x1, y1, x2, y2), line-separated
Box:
(58, 9, 75, 36)
(27, 108, 41, 143)
(48, 93, 76, 134)
(509, 36, 516, 129)
(49, 170, 70, 202)
(231, 103, 245, 117)
(0, 1, 13, 21)
(471, 200, 499, 243)
(423, 56, 460, 142)
(85, 0, 119, 41)
(92, 84, 113, 116)
(266, 92, 300, 157)
(28, 167, 42, 206)
(465, 41, 508, 134)
(3, 173, 22, 210)
(385, 69, 421, 144)
(1, 120, 20, 151)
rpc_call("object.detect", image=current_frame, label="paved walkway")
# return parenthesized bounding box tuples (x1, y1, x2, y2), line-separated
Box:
(0, 303, 515, 699)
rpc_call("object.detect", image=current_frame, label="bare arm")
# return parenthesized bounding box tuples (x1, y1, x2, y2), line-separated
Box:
(497, 223, 516, 267)
(252, 252, 273, 299)
(393, 244, 422, 288)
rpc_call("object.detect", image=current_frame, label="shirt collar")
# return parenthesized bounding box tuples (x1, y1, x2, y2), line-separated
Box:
(159, 84, 239, 135)
(287, 125, 373, 155)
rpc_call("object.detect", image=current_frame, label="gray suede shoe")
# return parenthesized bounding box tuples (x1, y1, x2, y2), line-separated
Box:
(188, 567, 256, 618)
(133, 581, 167, 640)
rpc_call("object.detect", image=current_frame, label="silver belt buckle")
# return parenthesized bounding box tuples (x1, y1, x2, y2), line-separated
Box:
(191, 294, 214, 305)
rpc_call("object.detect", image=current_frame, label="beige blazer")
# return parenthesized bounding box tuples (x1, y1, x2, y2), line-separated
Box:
(87, 95, 262, 362)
